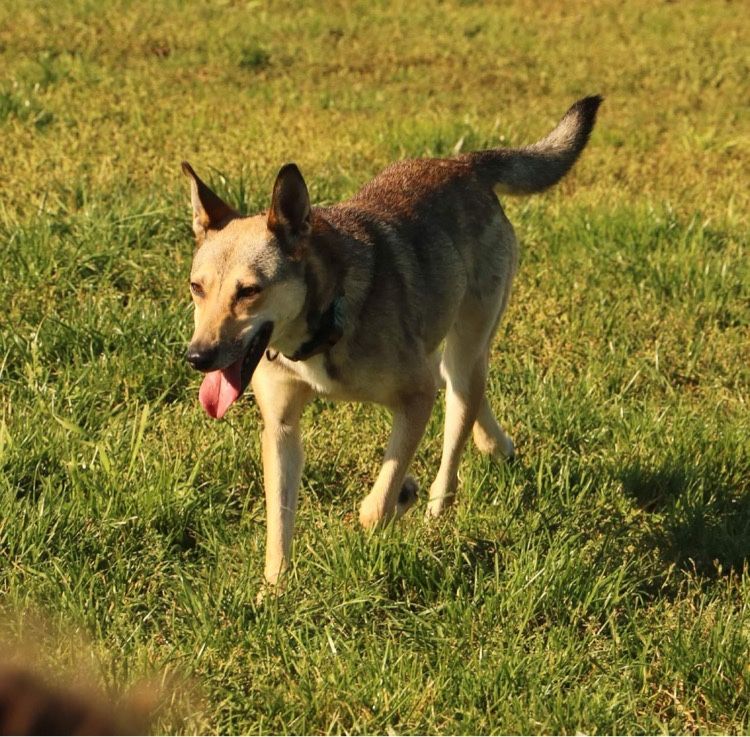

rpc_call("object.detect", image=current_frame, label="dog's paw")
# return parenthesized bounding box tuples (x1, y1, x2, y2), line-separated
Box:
(425, 478, 457, 519)
(425, 495, 454, 519)
(395, 475, 419, 519)
(492, 434, 515, 461)
(260, 556, 289, 597)
(359, 494, 386, 530)
(256, 577, 287, 604)
(360, 477, 420, 529)
(473, 429, 515, 461)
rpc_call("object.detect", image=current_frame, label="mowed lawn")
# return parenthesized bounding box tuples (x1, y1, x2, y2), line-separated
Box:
(1, 0, 749, 733)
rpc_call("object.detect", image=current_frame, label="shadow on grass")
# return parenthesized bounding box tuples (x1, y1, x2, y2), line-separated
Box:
(621, 458, 750, 578)
(303, 455, 373, 506)
(381, 533, 503, 606)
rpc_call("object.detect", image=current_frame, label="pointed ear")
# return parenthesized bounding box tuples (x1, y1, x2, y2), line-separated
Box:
(267, 163, 311, 245)
(181, 161, 238, 245)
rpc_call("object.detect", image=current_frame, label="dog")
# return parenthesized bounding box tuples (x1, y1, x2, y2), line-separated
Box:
(182, 95, 602, 585)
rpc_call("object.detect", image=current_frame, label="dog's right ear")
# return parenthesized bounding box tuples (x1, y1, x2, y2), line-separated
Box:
(181, 161, 238, 245)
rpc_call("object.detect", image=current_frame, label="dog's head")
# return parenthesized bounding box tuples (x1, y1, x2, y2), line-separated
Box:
(183, 162, 311, 419)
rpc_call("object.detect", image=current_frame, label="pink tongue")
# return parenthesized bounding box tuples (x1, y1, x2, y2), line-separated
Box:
(198, 356, 243, 419)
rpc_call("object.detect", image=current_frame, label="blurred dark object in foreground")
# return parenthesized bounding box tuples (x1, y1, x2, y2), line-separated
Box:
(0, 664, 148, 736)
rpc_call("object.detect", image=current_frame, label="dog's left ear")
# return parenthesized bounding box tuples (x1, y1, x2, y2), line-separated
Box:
(267, 163, 311, 250)
(181, 161, 238, 245)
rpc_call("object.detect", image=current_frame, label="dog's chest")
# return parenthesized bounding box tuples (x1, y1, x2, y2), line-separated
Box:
(277, 350, 396, 404)
(278, 354, 341, 397)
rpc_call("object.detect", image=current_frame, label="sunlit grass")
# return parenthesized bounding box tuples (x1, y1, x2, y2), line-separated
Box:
(0, 0, 748, 733)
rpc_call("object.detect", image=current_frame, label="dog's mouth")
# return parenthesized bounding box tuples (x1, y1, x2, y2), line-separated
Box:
(198, 322, 274, 420)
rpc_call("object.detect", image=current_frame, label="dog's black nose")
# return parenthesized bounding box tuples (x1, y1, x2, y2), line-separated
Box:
(186, 345, 218, 372)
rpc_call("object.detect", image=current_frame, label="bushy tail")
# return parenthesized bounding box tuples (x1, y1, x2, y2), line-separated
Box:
(468, 95, 603, 195)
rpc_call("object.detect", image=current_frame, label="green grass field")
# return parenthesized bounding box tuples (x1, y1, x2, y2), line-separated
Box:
(1, 0, 749, 733)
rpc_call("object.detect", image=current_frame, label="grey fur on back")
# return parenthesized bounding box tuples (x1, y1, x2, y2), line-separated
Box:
(467, 95, 603, 195)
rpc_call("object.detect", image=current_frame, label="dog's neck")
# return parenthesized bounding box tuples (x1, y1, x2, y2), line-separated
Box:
(282, 294, 345, 362)
(281, 211, 348, 362)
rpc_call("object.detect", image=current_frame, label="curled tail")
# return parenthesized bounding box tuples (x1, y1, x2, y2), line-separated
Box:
(468, 95, 603, 195)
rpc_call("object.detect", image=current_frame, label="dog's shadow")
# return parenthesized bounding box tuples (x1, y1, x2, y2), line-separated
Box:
(620, 456, 750, 578)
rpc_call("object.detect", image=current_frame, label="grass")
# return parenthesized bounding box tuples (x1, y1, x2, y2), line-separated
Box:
(0, 0, 749, 733)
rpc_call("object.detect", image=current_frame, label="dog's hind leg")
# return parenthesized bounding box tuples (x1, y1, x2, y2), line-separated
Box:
(426, 320, 489, 518)
(359, 378, 436, 530)
(252, 363, 313, 586)
(472, 267, 517, 461)
(473, 377, 515, 460)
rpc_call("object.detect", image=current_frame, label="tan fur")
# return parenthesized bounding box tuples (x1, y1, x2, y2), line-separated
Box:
(183, 96, 602, 585)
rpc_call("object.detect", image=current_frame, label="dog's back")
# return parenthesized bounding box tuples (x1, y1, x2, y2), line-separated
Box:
(305, 95, 602, 402)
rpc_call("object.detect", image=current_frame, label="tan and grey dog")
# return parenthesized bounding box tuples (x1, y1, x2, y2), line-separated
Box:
(183, 95, 602, 585)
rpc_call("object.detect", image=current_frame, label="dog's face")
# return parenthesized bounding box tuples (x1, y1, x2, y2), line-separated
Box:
(183, 162, 311, 418)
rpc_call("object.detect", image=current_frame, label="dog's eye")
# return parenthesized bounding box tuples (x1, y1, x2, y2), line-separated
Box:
(236, 284, 262, 301)
(190, 282, 205, 298)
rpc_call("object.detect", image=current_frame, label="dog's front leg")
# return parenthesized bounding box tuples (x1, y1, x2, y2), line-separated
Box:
(252, 364, 312, 585)
(261, 416, 303, 585)
(359, 384, 436, 529)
